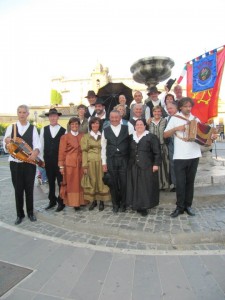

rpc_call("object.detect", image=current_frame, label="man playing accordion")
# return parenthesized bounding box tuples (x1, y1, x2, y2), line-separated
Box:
(164, 97, 217, 218)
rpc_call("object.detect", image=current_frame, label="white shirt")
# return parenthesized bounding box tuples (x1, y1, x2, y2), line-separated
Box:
(88, 106, 95, 116)
(90, 130, 101, 140)
(4, 121, 41, 163)
(101, 123, 133, 165)
(40, 124, 62, 160)
(133, 130, 149, 143)
(164, 112, 202, 160)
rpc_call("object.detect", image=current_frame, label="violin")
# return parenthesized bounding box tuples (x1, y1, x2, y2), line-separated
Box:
(7, 137, 45, 168)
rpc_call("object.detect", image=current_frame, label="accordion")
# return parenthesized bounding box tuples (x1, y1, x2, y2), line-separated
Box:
(184, 119, 217, 146)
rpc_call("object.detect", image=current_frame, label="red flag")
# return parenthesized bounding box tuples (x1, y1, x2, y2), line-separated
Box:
(187, 47, 225, 123)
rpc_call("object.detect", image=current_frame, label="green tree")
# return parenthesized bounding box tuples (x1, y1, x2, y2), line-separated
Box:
(51, 89, 62, 105)
(0, 123, 8, 136)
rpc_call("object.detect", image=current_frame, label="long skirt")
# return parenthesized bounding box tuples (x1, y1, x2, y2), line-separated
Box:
(159, 144, 170, 190)
(83, 161, 111, 202)
(126, 164, 159, 210)
(60, 165, 85, 207)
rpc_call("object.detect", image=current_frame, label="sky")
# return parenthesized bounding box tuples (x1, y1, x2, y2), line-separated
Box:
(0, 0, 224, 113)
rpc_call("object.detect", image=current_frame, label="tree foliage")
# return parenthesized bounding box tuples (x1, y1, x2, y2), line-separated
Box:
(51, 89, 62, 105)
(0, 123, 8, 136)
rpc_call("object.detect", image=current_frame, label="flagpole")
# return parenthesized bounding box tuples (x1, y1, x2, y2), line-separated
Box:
(185, 44, 225, 65)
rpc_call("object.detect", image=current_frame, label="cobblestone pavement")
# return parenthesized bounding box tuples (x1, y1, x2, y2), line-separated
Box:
(1, 155, 225, 253)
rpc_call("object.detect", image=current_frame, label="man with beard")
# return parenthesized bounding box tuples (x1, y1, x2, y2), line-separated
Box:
(92, 98, 108, 131)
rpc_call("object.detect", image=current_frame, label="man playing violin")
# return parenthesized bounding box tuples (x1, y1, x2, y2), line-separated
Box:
(4, 104, 41, 225)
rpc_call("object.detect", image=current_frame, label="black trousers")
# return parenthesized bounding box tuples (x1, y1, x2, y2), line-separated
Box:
(45, 160, 63, 205)
(107, 155, 128, 209)
(10, 161, 36, 217)
(174, 158, 199, 210)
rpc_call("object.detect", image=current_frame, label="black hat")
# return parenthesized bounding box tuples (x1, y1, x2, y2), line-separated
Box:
(85, 90, 98, 98)
(147, 86, 161, 96)
(45, 108, 62, 116)
(102, 172, 113, 187)
(166, 78, 176, 91)
(94, 98, 105, 106)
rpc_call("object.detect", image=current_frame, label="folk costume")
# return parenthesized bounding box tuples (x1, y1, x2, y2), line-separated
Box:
(81, 131, 110, 202)
(126, 131, 161, 211)
(58, 132, 85, 208)
(40, 117, 66, 210)
(4, 122, 41, 221)
(149, 117, 170, 190)
(101, 124, 130, 212)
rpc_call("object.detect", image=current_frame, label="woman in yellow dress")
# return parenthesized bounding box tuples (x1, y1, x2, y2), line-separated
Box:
(81, 117, 111, 211)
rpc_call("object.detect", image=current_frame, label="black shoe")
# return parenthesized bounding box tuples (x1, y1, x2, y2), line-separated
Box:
(185, 207, 195, 216)
(89, 200, 97, 211)
(45, 202, 56, 210)
(55, 204, 65, 212)
(170, 208, 184, 218)
(28, 215, 37, 222)
(140, 209, 148, 216)
(113, 206, 119, 213)
(120, 206, 126, 212)
(14, 216, 24, 225)
(99, 201, 104, 211)
(74, 207, 80, 211)
(170, 187, 176, 192)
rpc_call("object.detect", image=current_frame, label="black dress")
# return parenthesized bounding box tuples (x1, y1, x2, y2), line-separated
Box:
(126, 132, 161, 210)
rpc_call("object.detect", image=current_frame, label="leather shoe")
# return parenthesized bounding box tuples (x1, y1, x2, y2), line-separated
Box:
(170, 187, 176, 192)
(89, 200, 97, 211)
(113, 206, 119, 213)
(170, 208, 184, 218)
(99, 201, 104, 211)
(55, 204, 65, 212)
(74, 207, 80, 211)
(120, 206, 126, 212)
(28, 215, 37, 222)
(45, 202, 56, 210)
(185, 207, 195, 216)
(15, 216, 24, 225)
(140, 209, 148, 216)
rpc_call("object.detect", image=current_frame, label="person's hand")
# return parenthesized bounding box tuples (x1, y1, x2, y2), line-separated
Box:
(4, 137, 11, 146)
(83, 168, 88, 175)
(28, 149, 38, 162)
(59, 168, 64, 175)
(153, 165, 158, 172)
(102, 164, 107, 172)
(147, 117, 152, 125)
(211, 133, 217, 141)
(175, 124, 186, 132)
(164, 85, 169, 93)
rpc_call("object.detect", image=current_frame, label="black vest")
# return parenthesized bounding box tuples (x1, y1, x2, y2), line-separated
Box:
(43, 126, 66, 162)
(104, 125, 129, 158)
(11, 124, 34, 149)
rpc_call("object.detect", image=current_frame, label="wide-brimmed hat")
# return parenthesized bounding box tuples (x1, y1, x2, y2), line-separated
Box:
(45, 108, 62, 116)
(102, 172, 113, 187)
(166, 78, 176, 91)
(94, 98, 105, 106)
(85, 90, 98, 98)
(147, 86, 161, 96)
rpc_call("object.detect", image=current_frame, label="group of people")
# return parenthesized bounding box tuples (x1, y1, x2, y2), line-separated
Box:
(3, 85, 217, 225)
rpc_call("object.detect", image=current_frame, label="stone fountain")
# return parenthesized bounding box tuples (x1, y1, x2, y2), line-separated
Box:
(130, 56, 175, 92)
